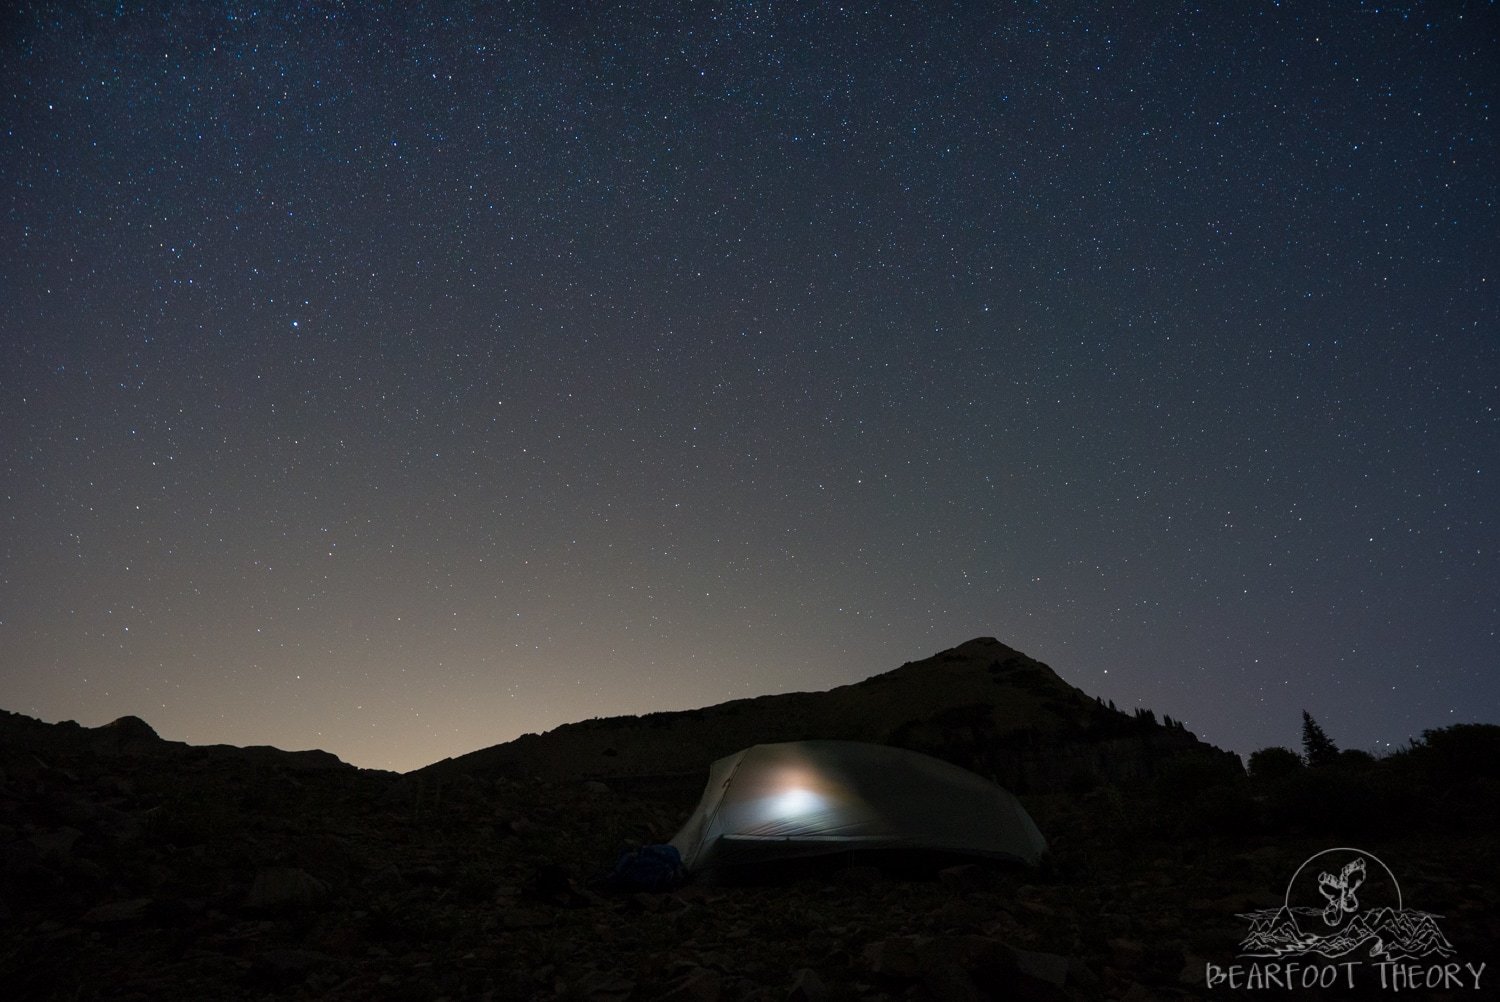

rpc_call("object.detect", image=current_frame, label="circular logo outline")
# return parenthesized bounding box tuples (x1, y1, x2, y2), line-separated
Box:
(1282, 845, 1403, 914)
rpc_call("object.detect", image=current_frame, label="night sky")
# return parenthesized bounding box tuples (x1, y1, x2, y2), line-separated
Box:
(3, 3, 1496, 773)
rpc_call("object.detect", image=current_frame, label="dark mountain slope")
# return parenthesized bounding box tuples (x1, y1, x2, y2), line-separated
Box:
(0, 708, 361, 773)
(416, 637, 1239, 792)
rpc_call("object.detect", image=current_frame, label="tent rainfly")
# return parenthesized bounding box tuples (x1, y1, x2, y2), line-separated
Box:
(669, 740, 1046, 875)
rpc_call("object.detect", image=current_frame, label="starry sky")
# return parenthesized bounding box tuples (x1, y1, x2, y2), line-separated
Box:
(2, 2, 1496, 773)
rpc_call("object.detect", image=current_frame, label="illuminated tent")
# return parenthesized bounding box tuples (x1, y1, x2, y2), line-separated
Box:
(669, 740, 1046, 875)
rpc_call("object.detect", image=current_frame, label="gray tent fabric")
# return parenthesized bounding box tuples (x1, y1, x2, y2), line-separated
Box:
(669, 740, 1046, 873)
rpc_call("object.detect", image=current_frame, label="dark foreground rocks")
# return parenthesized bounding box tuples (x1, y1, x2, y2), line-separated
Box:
(2, 719, 1497, 1000)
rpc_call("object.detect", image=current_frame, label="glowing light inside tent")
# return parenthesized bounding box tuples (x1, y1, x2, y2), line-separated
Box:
(769, 787, 824, 818)
(722, 762, 858, 836)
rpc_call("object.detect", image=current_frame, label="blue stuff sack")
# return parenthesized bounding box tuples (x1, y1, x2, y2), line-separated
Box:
(606, 843, 686, 891)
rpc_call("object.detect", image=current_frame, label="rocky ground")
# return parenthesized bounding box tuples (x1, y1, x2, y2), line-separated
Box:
(2, 718, 1496, 1001)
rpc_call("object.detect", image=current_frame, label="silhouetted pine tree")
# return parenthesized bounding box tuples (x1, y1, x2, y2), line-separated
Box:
(1302, 711, 1340, 767)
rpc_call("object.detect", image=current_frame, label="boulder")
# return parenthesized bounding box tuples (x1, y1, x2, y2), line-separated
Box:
(244, 867, 330, 911)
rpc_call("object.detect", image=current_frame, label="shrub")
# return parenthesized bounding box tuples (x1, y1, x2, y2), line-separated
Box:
(1411, 723, 1500, 780)
(1248, 746, 1304, 781)
(1336, 748, 1376, 769)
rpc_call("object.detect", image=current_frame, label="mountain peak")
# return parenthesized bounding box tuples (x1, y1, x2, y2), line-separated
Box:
(91, 714, 163, 753)
(100, 715, 159, 740)
(954, 636, 1011, 653)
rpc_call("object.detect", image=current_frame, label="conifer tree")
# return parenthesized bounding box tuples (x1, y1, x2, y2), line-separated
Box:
(1301, 710, 1340, 767)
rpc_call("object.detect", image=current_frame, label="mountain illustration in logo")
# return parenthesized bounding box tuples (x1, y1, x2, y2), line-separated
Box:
(1237, 849, 1456, 961)
(1239, 904, 1456, 960)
